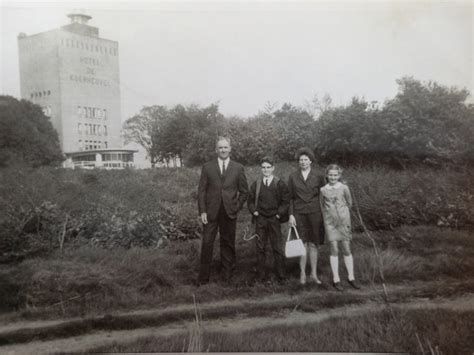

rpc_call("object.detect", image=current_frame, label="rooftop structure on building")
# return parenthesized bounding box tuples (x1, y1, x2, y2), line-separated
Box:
(18, 10, 136, 169)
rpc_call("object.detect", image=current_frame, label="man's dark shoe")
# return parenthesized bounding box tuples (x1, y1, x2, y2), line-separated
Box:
(348, 279, 361, 289)
(333, 281, 344, 291)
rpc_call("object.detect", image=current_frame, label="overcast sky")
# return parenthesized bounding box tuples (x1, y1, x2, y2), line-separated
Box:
(1, 0, 473, 121)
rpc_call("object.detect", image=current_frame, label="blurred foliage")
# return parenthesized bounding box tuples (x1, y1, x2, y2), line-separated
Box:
(0, 95, 63, 167)
(123, 77, 473, 168)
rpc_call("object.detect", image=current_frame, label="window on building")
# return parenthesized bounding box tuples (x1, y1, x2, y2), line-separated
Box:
(104, 125, 107, 136)
(78, 123, 82, 134)
(104, 141, 108, 148)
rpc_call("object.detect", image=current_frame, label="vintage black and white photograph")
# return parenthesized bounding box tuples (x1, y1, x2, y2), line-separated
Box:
(1, 0, 473, 353)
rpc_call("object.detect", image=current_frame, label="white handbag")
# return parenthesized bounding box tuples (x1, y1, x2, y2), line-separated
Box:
(285, 226, 306, 258)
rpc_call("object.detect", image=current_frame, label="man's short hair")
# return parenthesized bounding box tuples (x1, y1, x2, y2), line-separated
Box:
(215, 136, 231, 147)
(260, 156, 274, 166)
(295, 147, 315, 162)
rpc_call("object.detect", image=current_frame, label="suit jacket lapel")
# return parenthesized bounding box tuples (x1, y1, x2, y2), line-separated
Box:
(298, 169, 308, 185)
(307, 168, 320, 186)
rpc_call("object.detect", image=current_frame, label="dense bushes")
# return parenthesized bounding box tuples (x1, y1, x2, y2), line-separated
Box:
(315, 78, 474, 167)
(0, 167, 200, 263)
(0, 96, 64, 167)
(1, 164, 472, 264)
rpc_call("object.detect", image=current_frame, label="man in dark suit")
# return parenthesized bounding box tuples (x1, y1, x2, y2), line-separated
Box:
(197, 136, 249, 285)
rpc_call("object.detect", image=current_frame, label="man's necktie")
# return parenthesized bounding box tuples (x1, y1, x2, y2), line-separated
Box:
(222, 161, 226, 175)
(265, 178, 268, 186)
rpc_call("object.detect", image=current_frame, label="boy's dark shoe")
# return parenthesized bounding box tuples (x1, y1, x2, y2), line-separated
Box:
(333, 282, 344, 292)
(348, 279, 361, 289)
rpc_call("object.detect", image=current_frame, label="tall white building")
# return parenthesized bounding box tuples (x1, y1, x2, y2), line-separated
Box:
(18, 11, 136, 168)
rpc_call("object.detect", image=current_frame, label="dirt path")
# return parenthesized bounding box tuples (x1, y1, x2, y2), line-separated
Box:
(1, 291, 473, 354)
(2, 295, 473, 354)
(0, 279, 464, 334)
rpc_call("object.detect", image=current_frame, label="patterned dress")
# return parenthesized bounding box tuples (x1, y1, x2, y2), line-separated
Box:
(320, 182, 353, 242)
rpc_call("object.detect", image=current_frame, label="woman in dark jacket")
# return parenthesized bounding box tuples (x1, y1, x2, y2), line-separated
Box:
(288, 147, 325, 285)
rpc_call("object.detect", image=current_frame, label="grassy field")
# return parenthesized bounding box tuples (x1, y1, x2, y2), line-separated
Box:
(90, 307, 474, 354)
(0, 163, 472, 353)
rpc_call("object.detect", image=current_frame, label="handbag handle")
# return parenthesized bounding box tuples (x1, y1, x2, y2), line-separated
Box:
(287, 225, 301, 241)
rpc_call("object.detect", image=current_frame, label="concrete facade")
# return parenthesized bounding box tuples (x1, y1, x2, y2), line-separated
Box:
(18, 13, 122, 154)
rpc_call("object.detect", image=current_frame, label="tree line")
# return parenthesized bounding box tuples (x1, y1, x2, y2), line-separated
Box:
(123, 77, 474, 168)
(1, 77, 472, 168)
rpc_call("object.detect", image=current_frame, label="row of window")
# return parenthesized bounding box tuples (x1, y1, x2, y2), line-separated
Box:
(61, 38, 117, 56)
(31, 90, 51, 99)
(102, 153, 133, 162)
(78, 140, 108, 151)
(78, 123, 108, 136)
(77, 106, 107, 119)
(72, 152, 134, 162)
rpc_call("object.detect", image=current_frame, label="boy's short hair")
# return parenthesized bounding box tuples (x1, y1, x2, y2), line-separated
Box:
(295, 147, 315, 162)
(260, 156, 274, 166)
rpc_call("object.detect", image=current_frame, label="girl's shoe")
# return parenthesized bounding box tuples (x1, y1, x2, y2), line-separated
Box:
(333, 282, 344, 291)
(310, 275, 322, 284)
(348, 279, 361, 289)
(300, 274, 306, 285)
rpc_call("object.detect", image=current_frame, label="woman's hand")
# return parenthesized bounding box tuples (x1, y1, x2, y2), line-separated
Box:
(289, 215, 296, 227)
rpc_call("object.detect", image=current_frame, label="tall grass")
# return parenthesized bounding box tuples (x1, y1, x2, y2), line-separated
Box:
(1, 163, 472, 316)
(91, 308, 474, 354)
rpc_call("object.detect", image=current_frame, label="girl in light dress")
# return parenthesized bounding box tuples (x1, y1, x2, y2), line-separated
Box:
(320, 164, 360, 291)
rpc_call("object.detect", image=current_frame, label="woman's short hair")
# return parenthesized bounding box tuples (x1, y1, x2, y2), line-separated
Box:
(295, 147, 315, 162)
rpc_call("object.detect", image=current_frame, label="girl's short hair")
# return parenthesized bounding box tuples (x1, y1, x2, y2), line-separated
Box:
(325, 164, 343, 175)
(295, 147, 315, 162)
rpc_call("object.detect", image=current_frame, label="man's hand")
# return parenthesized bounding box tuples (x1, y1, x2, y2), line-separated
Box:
(289, 215, 296, 227)
(253, 211, 259, 217)
(201, 213, 208, 225)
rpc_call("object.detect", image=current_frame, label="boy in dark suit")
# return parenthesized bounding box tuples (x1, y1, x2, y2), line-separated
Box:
(248, 156, 290, 283)
(197, 136, 249, 285)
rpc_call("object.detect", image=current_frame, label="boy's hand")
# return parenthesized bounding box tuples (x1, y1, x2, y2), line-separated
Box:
(289, 215, 296, 227)
(201, 213, 208, 225)
(253, 211, 259, 216)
